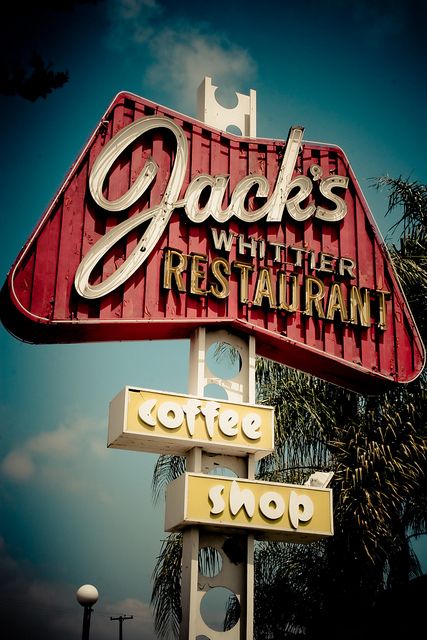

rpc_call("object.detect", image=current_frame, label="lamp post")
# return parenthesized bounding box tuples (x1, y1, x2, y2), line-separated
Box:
(76, 584, 99, 640)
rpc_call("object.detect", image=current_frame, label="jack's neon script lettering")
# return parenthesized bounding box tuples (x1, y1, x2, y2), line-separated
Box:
(74, 116, 349, 300)
(209, 480, 314, 528)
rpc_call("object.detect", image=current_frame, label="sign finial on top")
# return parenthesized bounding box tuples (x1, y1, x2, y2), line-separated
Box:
(197, 76, 257, 136)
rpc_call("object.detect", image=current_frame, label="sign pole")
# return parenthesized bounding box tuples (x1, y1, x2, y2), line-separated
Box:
(181, 86, 258, 639)
(181, 327, 256, 639)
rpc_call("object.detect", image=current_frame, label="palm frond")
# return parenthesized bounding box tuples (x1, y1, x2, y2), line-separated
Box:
(198, 545, 223, 578)
(152, 455, 186, 504)
(374, 175, 427, 244)
(151, 533, 182, 639)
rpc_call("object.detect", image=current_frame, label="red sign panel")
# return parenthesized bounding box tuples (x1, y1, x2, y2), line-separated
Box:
(1, 91, 424, 391)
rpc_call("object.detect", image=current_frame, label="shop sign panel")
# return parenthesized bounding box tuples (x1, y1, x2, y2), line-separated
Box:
(165, 473, 333, 542)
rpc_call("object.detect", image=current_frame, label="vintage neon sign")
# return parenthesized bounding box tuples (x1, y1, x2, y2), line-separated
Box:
(165, 473, 334, 542)
(1, 91, 424, 392)
(74, 120, 348, 300)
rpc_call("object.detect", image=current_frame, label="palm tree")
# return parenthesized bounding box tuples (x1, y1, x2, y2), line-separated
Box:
(253, 177, 427, 638)
(255, 368, 426, 638)
(151, 176, 427, 639)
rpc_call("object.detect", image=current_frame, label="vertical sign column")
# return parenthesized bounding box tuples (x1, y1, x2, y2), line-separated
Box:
(186, 91, 257, 640)
(181, 327, 256, 639)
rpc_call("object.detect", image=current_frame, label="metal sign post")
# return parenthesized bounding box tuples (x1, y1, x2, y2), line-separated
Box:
(182, 327, 256, 639)
(180, 86, 258, 639)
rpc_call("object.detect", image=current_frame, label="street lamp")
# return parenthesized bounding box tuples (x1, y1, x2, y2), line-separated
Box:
(76, 584, 99, 640)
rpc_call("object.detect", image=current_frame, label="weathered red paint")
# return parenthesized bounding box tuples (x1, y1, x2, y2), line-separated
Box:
(1, 92, 424, 392)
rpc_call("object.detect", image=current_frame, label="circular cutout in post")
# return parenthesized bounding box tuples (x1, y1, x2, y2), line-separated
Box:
(226, 124, 243, 136)
(206, 342, 242, 380)
(203, 383, 229, 400)
(208, 466, 238, 478)
(198, 546, 223, 578)
(214, 86, 239, 109)
(200, 587, 240, 631)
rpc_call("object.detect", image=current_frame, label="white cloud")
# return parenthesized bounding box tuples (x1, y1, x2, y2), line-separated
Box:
(1, 417, 106, 491)
(106, 0, 256, 115)
(1, 449, 35, 481)
(106, 0, 164, 49)
(27, 423, 79, 456)
(145, 26, 255, 114)
(119, 0, 160, 21)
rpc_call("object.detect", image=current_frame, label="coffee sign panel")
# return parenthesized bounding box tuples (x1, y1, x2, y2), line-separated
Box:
(1, 91, 424, 391)
(108, 386, 274, 458)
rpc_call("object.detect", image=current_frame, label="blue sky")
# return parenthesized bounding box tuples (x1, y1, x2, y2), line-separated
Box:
(0, 1, 426, 638)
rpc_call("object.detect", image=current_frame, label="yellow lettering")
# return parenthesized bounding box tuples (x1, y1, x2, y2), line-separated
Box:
(278, 273, 298, 312)
(163, 249, 187, 292)
(326, 282, 348, 322)
(349, 286, 370, 327)
(376, 290, 391, 330)
(210, 257, 230, 299)
(304, 276, 325, 318)
(190, 253, 207, 295)
(233, 261, 253, 304)
(253, 268, 276, 308)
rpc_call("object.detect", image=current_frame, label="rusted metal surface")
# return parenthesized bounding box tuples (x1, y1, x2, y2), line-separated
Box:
(1, 91, 424, 392)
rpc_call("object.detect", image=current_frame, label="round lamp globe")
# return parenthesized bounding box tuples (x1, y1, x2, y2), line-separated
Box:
(76, 584, 99, 607)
